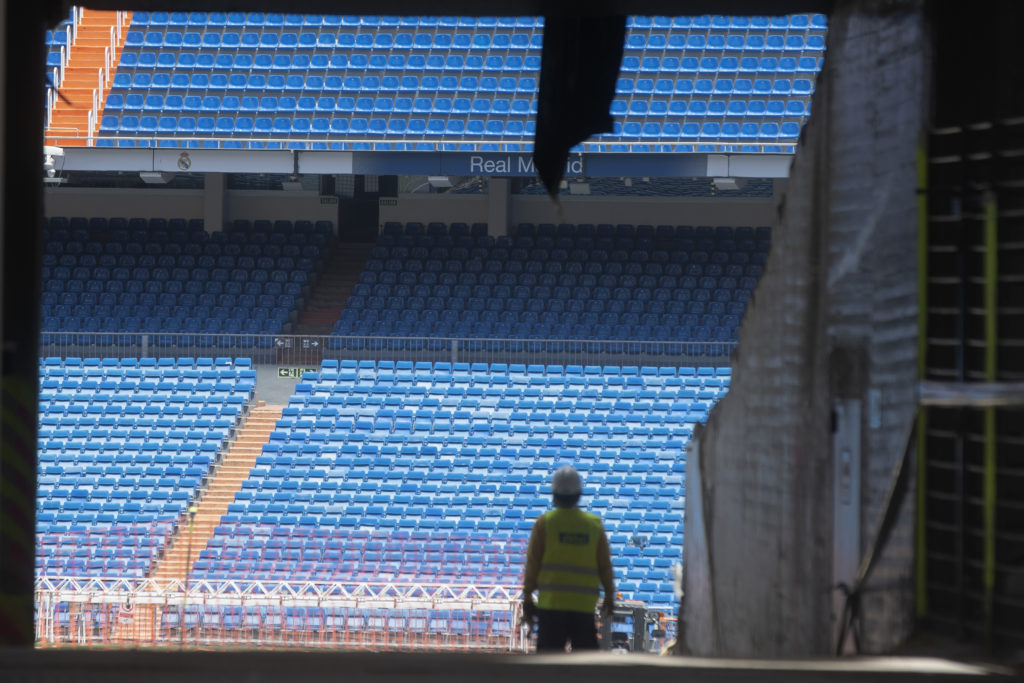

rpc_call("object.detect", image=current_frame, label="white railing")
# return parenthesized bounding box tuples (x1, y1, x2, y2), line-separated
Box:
(47, 79, 59, 128)
(35, 576, 528, 651)
(115, 10, 126, 43)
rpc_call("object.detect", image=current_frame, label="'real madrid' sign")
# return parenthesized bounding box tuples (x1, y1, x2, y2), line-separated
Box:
(467, 153, 583, 176)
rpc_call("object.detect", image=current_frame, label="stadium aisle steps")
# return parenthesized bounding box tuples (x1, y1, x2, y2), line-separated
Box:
(294, 244, 375, 335)
(46, 9, 132, 146)
(151, 403, 283, 580)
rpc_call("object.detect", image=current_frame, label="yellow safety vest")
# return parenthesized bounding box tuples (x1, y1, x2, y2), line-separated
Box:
(537, 507, 603, 613)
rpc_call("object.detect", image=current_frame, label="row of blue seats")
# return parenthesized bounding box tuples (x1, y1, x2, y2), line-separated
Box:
(46, 217, 332, 234)
(336, 306, 741, 322)
(107, 93, 810, 118)
(236, 491, 681, 512)
(43, 264, 309, 283)
(615, 99, 810, 116)
(48, 253, 315, 271)
(40, 472, 212, 487)
(115, 324, 728, 343)
(112, 72, 540, 92)
(354, 277, 756, 295)
(109, 93, 538, 113)
(210, 515, 671, 536)
(44, 264, 310, 281)
(43, 280, 300, 296)
(389, 222, 769, 239)
(300, 379, 722, 393)
(47, 242, 324, 258)
(128, 12, 821, 30)
(111, 73, 814, 101)
(125, 30, 545, 51)
(122, 29, 822, 52)
(370, 239, 766, 256)
(93, 140, 789, 154)
(342, 303, 744, 321)
(41, 409, 243, 423)
(344, 293, 745, 312)
(102, 115, 538, 137)
(318, 359, 727, 375)
(40, 334, 285, 347)
(43, 301, 295, 320)
(117, 51, 819, 75)
(130, 13, 545, 28)
(350, 277, 756, 295)
(44, 281, 301, 299)
(44, 277, 304, 293)
(284, 404, 713, 419)
(121, 52, 541, 74)
(42, 318, 286, 335)
(41, 356, 249, 368)
(319, 338, 733, 353)
(44, 295, 298, 315)
(360, 258, 757, 275)
(42, 391, 251, 404)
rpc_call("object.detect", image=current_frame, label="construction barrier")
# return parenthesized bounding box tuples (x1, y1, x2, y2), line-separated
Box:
(35, 576, 527, 652)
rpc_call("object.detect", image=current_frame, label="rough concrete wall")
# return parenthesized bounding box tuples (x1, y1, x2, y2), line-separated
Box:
(680, 0, 925, 657)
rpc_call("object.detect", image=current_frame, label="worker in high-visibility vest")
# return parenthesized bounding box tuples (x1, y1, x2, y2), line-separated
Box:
(521, 465, 615, 651)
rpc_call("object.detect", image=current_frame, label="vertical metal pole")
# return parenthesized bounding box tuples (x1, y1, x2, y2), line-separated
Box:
(180, 505, 195, 649)
(982, 191, 998, 646)
(915, 138, 929, 618)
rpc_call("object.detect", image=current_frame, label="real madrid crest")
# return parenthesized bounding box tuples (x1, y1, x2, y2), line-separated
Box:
(177, 152, 192, 171)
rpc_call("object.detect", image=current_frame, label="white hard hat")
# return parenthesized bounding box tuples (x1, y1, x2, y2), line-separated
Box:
(552, 465, 582, 496)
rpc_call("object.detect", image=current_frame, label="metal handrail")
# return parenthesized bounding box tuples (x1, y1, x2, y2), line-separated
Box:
(39, 330, 736, 368)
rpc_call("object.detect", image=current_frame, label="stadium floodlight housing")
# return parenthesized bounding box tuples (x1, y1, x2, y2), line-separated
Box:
(139, 171, 173, 184)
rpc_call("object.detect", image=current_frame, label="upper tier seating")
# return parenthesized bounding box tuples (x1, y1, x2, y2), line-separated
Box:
(196, 359, 729, 608)
(41, 217, 333, 345)
(45, 8, 78, 99)
(97, 13, 825, 151)
(331, 222, 767, 352)
(36, 356, 255, 578)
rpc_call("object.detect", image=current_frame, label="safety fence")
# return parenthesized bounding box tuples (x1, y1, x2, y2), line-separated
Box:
(35, 576, 529, 651)
(39, 332, 736, 368)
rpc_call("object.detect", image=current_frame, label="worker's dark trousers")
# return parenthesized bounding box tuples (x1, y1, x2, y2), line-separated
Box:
(535, 608, 599, 652)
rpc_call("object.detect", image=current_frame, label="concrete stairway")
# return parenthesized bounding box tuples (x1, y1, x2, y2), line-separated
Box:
(293, 244, 375, 335)
(46, 9, 132, 146)
(149, 404, 283, 581)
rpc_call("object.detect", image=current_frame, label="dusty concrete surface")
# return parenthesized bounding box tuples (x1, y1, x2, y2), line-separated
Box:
(254, 365, 302, 406)
(0, 650, 1012, 683)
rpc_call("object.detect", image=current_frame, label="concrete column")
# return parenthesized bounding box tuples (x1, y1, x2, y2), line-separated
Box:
(487, 177, 510, 237)
(203, 172, 226, 231)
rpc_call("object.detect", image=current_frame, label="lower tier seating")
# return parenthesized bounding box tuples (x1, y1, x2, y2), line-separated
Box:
(197, 359, 725, 609)
(36, 356, 254, 578)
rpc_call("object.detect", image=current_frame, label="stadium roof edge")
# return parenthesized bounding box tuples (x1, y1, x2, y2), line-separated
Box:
(54, 148, 793, 179)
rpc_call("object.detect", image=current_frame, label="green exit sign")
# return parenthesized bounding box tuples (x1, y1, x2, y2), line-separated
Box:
(277, 367, 317, 378)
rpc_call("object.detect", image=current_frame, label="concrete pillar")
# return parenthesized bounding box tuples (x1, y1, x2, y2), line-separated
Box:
(487, 177, 510, 237)
(203, 172, 226, 231)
